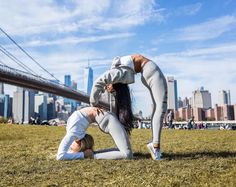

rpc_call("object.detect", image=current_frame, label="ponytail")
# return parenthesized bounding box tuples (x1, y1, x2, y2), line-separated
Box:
(112, 83, 134, 135)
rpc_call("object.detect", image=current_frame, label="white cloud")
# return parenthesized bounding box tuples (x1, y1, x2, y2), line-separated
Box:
(72, 0, 110, 17)
(0, 0, 163, 36)
(23, 33, 135, 47)
(179, 3, 202, 15)
(0, 1, 71, 34)
(176, 15, 236, 41)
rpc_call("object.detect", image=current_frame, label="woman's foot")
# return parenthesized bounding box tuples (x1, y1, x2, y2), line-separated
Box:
(147, 142, 161, 160)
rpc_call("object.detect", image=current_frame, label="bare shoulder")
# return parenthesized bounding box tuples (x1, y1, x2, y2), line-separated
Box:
(132, 54, 150, 63)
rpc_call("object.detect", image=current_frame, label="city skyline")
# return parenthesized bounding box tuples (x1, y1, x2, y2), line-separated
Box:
(1, 79, 235, 116)
(1, 1, 236, 116)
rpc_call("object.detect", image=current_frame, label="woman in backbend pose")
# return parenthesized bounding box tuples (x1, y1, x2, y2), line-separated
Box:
(56, 105, 133, 160)
(90, 54, 167, 160)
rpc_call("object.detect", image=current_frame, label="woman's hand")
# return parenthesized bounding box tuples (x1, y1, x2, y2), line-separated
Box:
(94, 107, 104, 115)
(69, 140, 81, 153)
(106, 84, 114, 93)
(84, 149, 94, 159)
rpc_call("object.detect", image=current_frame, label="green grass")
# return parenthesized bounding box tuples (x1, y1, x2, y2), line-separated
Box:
(0, 124, 236, 187)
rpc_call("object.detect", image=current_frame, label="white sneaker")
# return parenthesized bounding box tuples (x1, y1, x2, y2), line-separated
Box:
(147, 142, 161, 160)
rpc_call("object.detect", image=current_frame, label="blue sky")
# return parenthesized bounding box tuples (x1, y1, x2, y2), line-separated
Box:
(1, 0, 236, 116)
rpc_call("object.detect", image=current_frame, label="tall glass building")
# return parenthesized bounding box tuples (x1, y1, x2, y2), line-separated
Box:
(64, 75, 72, 105)
(4, 95, 12, 118)
(0, 82, 4, 95)
(0, 94, 4, 116)
(34, 93, 47, 121)
(167, 76, 178, 110)
(218, 90, 231, 106)
(64, 75, 71, 88)
(192, 87, 212, 109)
(84, 66, 93, 95)
(13, 88, 35, 123)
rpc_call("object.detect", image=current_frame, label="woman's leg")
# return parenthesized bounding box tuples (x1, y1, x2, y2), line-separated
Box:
(94, 112, 133, 159)
(149, 79, 167, 146)
(141, 66, 167, 146)
(141, 62, 167, 159)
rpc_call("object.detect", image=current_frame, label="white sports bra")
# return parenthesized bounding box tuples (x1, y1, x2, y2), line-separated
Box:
(111, 55, 135, 71)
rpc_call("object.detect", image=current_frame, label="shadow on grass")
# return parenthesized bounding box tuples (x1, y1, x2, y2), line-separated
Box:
(133, 151, 236, 160)
(133, 152, 151, 160)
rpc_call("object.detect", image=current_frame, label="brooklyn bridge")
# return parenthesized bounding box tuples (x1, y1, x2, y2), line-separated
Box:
(0, 63, 109, 109)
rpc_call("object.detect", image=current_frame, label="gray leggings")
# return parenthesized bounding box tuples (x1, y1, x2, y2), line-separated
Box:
(94, 112, 133, 159)
(141, 61, 168, 145)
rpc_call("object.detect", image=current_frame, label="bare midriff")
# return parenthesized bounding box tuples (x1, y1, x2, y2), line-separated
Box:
(80, 107, 103, 122)
(131, 54, 150, 73)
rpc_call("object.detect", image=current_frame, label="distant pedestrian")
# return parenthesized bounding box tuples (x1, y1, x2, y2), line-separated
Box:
(138, 119, 142, 129)
(167, 111, 174, 129)
(187, 116, 194, 130)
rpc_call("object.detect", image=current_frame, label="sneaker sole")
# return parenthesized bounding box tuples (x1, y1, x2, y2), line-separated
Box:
(146, 144, 157, 160)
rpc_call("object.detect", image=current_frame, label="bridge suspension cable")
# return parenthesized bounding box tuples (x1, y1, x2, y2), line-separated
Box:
(0, 60, 8, 66)
(0, 27, 60, 83)
(0, 44, 38, 75)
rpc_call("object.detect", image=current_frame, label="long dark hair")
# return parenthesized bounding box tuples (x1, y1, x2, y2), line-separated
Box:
(112, 83, 134, 135)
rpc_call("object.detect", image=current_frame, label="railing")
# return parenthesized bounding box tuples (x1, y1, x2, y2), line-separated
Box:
(173, 120, 236, 125)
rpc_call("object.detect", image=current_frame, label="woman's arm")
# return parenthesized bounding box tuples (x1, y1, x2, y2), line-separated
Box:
(90, 67, 135, 106)
(56, 134, 84, 160)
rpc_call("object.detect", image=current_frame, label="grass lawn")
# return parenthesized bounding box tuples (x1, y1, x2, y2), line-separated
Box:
(0, 123, 236, 187)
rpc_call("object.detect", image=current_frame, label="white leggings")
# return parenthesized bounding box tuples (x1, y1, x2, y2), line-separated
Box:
(141, 61, 168, 145)
(94, 112, 133, 159)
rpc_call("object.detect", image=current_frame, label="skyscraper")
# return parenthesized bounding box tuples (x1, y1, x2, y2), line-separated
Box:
(34, 93, 47, 121)
(84, 65, 93, 95)
(183, 97, 190, 107)
(178, 97, 183, 108)
(0, 95, 4, 116)
(13, 88, 35, 123)
(167, 76, 178, 110)
(64, 75, 72, 105)
(47, 97, 56, 120)
(4, 95, 12, 118)
(64, 75, 71, 88)
(0, 82, 4, 95)
(13, 88, 24, 123)
(24, 90, 35, 123)
(227, 90, 231, 105)
(218, 90, 231, 106)
(72, 80, 77, 90)
(1, 94, 12, 118)
(192, 87, 212, 109)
